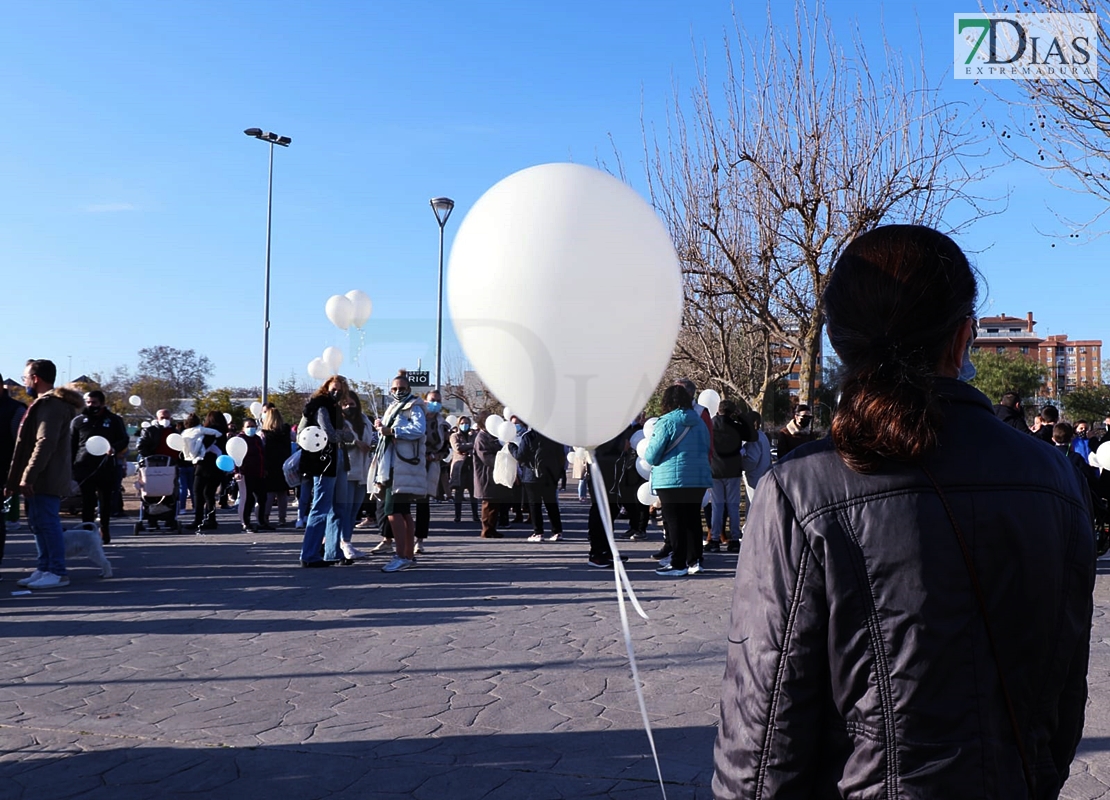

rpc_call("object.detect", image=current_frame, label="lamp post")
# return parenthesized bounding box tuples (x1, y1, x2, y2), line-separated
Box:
(243, 128, 291, 405)
(430, 197, 455, 392)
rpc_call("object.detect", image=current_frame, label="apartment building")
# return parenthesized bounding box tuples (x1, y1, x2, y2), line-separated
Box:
(973, 312, 1102, 398)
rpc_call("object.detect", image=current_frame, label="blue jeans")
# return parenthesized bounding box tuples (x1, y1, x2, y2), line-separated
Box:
(300, 475, 335, 563)
(333, 480, 364, 548)
(297, 477, 313, 525)
(178, 464, 195, 511)
(26, 494, 66, 576)
(710, 477, 743, 541)
(322, 462, 349, 561)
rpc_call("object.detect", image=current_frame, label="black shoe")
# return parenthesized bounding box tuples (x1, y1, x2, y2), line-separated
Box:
(242, 524, 257, 533)
(202, 519, 218, 530)
(453, 516, 462, 523)
(705, 541, 721, 553)
(651, 545, 672, 560)
(727, 540, 741, 553)
(257, 523, 277, 531)
(300, 559, 333, 568)
(101, 533, 111, 545)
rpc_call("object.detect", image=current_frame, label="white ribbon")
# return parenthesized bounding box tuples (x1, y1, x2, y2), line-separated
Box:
(587, 448, 667, 800)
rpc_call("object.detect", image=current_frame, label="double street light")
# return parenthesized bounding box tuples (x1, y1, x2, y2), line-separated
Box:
(243, 128, 291, 406)
(430, 197, 455, 392)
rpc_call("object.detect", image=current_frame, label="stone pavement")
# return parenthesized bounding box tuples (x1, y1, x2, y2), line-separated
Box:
(1, 495, 1110, 800)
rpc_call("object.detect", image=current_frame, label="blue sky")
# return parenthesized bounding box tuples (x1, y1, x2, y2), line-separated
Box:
(1, 1, 1105, 391)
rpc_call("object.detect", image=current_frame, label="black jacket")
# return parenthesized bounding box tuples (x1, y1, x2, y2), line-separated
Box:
(711, 415, 748, 479)
(714, 379, 1094, 799)
(71, 408, 130, 481)
(994, 402, 1029, 432)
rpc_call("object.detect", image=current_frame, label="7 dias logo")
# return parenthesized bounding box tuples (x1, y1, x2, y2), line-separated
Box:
(954, 13, 1097, 79)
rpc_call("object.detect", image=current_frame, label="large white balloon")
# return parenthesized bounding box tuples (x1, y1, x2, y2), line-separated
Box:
(226, 436, 249, 467)
(445, 414, 459, 428)
(128, 395, 142, 407)
(635, 438, 649, 460)
(447, 163, 682, 448)
(322, 346, 344, 373)
(85, 435, 110, 457)
(345, 290, 373, 328)
(635, 457, 652, 480)
(698, 389, 721, 417)
(297, 425, 328, 453)
(636, 482, 655, 507)
(485, 414, 504, 435)
(498, 419, 519, 444)
(643, 417, 658, 438)
(1098, 441, 1110, 471)
(166, 432, 184, 452)
(307, 358, 330, 382)
(249, 401, 264, 419)
(325, 294, 355, 330)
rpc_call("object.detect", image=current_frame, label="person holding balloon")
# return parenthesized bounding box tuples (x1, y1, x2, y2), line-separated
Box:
(70, 390, 130, 544)
(337, 393, 375, 559)
(298, 375, 355, 567)
(369, 372, 426, 572)
(642, 384, 712, 577)
(414, 389, 450, 554)
(191, 411, 228, 532)
(471, 411, 511, 539)
(231, 418, 268, 532)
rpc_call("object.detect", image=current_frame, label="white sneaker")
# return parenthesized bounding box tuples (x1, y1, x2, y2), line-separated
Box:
(546, 533, 561, 542)
(658, 555, 672, 569)
(527, 533, 543, 543)
(381, 556, 414, 573)
(414, 540, 425, 554)
(340, 543, 366, 560)
(27, 572, 69, 589)
(16, 570, 45, 587)
(687, 560, 703, 575)
(370, 538, 393, 554)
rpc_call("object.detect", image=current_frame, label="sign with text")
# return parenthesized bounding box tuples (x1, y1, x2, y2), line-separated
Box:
(406, 370, 430, 387)
(954, 13, 1097, 80)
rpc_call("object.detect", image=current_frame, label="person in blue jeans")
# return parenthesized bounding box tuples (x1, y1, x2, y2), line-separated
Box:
(5, 359, 84, 589)
(298, 375, 355, 567)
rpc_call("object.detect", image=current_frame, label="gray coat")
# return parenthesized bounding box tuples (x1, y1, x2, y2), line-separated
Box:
(713, 379, 1094, 800)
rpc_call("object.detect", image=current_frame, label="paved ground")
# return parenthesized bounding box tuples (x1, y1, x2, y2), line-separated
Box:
(2, 494, 1110, 799)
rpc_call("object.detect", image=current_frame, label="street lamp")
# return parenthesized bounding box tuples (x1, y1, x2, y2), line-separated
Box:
(243, 128, 292, 406)
(430, 196, 455, 392)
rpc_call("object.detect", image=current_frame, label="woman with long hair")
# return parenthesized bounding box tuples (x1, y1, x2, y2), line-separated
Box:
(713, 225, 1094, 798)
(260, 405, 292, 528)
(337, 392, 375, 560)
(298, 375, 354, 567)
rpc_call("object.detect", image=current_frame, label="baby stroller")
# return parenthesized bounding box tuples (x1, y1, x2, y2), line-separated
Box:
(133, 455, 182, 534)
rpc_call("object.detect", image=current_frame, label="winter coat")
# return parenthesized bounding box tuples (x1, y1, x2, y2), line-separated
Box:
(994, 402, 1029, 432)
(0, 392, 26, 478)
(710, 415, 747, 479)
(370, 395, 426, 496)
(643, 408, 712, 491)
(449, 429, 476, 489)
(740, 430, 772, 494)
(424, 412, 451, 496)
(473, 428, 511, 502)
(342, 415, 375, 487)
(261, 427, 293, 493)
(513, 428, 565, 485)
(301, 395, 353, 478)
(6, 387, 84, 496)
(234, 433, 265, 480)
(72, 408, 131, 482)
(713, 379, 1094, 800)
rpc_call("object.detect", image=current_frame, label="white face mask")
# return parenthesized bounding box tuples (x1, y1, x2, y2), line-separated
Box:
(158, 418, 173, 428)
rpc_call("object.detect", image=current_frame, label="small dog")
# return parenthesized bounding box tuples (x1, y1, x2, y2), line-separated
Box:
(64, 523, 113, 578)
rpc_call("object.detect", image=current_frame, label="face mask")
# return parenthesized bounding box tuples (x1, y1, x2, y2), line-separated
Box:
(329, 390, 342, 400)
(958, 339, 977, 383)
(159, 418, 172, 428)
(515, 422, 525, 434)
(459, 424, 470, 432)
(426, 401, 441, 414)
(244, 428, 258, 437)
(392, 388, 408, 400)
(87, 406, 103, 416)
(342, 406, 356, 418)
(797, 417, 811, 429)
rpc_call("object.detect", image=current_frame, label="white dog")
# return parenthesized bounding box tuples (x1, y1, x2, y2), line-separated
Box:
(63, 523, 113, 578)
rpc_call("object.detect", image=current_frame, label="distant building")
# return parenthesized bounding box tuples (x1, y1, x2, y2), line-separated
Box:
(973, 312, 1102, 398)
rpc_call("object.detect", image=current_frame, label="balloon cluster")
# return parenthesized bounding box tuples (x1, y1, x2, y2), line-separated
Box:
(319, 290, 373, 371)
(630, 421, 662, 508)
(1094, 442, 1110, 471)
(307, 346, 344, 382)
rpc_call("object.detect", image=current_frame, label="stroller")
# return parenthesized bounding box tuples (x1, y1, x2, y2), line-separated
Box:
(132, 455, 182, 534)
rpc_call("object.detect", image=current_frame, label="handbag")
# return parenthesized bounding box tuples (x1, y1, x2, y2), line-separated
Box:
(282, 450, 303, 489)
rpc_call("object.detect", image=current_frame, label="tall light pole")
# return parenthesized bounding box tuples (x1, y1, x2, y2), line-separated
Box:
(430, 197, 455, 392)
(244, 128, 291, 405)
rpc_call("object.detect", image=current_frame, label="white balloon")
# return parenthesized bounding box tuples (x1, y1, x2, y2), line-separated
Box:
(636, 457, 652, 480)
(249, 401, 264, 419)
(345, 289, 373, 328)
(445, 414, 459, 428)
(503, 407, 513, 421)
(325, 294, 355, 330)
(322, 346, 343, 374)
(498, 419, 519, 444)
(223, 412, 233, 424)
(1091, 451, 1102, 469)
(636, 481, 655, 507)
(297, 425, 329, 453)
(226, 436, 249, 467)
(635, 438, 649, 460)
(448, 163, 682, 448)
(166, 432, 184, 452)
(642, 417, 658, 438)
(307, 358, 330, 382)
(1098, 441, 1110, 470)
(141, 421, 151, 429)
(629, 430, 645, 449)
(128, 395, 142, 407)
(567, 450, 577, 464)
(485, 414, 504, 435)
(698, 389, 721, 417)
(85, 435, 110, 457)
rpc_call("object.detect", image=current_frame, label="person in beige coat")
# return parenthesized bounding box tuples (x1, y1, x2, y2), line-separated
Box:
(5, 359, 84, 589)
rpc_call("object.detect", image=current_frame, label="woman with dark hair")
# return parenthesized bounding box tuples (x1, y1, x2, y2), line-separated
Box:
(191, 410, 228, 532)
(260, 405, 292, 528)
(298, 375, 354, 567)
(713, 225, 1094, 798)
(448, 416, 480, 523)
(337, 392, 375, 559)
(642, 384, 712, 576)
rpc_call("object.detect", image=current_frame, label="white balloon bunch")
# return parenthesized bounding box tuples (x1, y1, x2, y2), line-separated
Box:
(325, 290, 373, 331)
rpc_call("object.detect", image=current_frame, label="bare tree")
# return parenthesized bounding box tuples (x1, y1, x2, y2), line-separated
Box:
(136, 346, 213, 400)
(986, 1, 1110, 229)
(643, 2, 993, 407)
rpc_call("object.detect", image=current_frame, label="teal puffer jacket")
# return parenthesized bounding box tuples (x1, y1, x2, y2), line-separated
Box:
(643, 408, 711, 490)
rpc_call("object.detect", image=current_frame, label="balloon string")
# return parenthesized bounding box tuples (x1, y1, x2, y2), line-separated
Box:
(587, 449, 667, 800)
